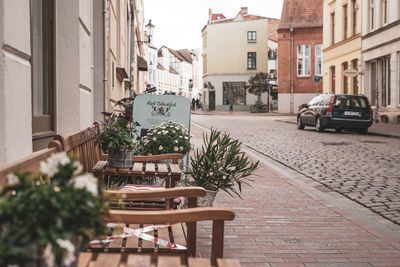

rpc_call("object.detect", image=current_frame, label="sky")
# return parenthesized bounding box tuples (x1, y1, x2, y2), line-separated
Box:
(144, 0, 284, 50)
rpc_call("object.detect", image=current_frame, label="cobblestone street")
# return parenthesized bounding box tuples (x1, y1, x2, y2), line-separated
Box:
(192, 113, 400, 224)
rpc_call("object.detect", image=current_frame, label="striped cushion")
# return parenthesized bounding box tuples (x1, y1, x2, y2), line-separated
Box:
(119, 184, 183, 203)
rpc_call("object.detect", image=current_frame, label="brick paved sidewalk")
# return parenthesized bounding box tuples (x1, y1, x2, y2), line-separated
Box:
(191, 123, 400, 266)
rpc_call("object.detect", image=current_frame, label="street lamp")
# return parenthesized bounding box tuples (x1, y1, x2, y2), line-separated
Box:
(145, 19, 155, 43)
(136, 19, 155, 44)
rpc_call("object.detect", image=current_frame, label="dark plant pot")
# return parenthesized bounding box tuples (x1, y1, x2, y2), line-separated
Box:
(197, 189, 218, 207)
(108, 145, 134, 168)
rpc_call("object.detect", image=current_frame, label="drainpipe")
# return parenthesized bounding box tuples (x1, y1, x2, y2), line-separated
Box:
(103, 0, 109, 111)
(290, 27, 294, 114)
(129, 0, 135, 97)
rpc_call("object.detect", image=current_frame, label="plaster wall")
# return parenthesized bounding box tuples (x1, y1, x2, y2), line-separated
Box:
(278, 93, 317, 114)
(0, 0, 32, 165)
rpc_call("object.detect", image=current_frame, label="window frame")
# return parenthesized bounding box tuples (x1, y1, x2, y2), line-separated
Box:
(382, 0, 388, 25)
(343, 62, 349, 94)
(297, 44, 311, 77)
(352, 0, 357, 35)
(247, 31, 257, 41)
(370, 0, 375, 30)
(330, 65, 336, 94)
(331, 12, 335, 45)
(247, 52, 256, 70)
(352, 59, 359, 95)
(315, 44, 323, 77)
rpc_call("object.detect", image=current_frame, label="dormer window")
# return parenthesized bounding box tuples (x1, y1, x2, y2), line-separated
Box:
(247, 31, 256, 41)
(216, 15, 221, 20)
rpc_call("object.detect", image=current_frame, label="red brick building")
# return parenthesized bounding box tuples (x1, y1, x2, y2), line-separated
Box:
(277, 0, 323, 113)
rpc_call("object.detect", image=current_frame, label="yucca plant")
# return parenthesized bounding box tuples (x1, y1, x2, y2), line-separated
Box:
(186, 129, 259, 198)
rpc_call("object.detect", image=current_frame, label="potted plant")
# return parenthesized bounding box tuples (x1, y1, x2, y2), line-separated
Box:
(137, 120, 191, 156)
(95, 111, 139, 168)
(0, 152, 108, 267)
(185, 129, 259, 206)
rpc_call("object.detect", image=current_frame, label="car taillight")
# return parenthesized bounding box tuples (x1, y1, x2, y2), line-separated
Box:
(326, 96, 335, 115)
(366, 97, 373, 117)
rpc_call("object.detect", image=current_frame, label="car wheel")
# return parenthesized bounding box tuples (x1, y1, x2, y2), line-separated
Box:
(297, 116, 305, 130)
(315, 117, 324, 132)
(358, 128, 368, 134)
(335, 128, 342, 133)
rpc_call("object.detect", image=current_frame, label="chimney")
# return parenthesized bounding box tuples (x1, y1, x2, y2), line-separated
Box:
(208, 8, 212, 24)
(241, 7, 248, 15)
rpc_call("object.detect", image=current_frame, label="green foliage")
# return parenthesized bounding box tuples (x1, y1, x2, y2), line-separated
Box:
(186, 129, 259, 198)
(94, 111, 139, 153)
(137, 120, 191, 155)
(0, 154, 108, 266)
(246, 72, 270, 96)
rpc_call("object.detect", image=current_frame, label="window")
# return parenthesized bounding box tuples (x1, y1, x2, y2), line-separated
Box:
(330, 66, 336, 93)
(297, 45, 311, 77)
(31, 0, 55, 150)
(247, 52, 256, 69)
(223, 82, 246, 105)
(343, 4, 348, 39)
(247, 31, 256, 41)
(352, 59, 359, 95)
(331, 12, 335, 44)
(382, 0, 388, 24)
(342, 62, 348, 94)
(315, 44, 322, 76)
(370, 61, 377, 106)
(370, 0, 375, 30)
(216, 15, 221, 20)
(352, 0, 357, 35)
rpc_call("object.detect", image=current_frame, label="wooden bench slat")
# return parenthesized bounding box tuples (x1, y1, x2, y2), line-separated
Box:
(132, 162, 144, 173)
(126, 254, 152, 267)
(125, 224, 141, 252)
(92, 160, 108, 172)
(169, 164, 181, 177)
(217, 259, 241, 267)
(188, 258, 211, 267)
(93, 253, 121, 267)
(157, 256, 181, 267)
(157, 163, 169, 176)
(145, 163, 156, 175)
(77, 252, 93, 267)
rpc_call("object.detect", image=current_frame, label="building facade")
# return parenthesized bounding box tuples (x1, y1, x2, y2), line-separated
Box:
(0, 0, 145, 165)
(278, 0, 323, 114)
(362, 0, 400, 123)
(202, 7, 275, 111)
(322, 0, 362, 97)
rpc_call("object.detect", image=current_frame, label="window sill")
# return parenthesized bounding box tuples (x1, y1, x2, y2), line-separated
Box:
(297, 75, 311, 78)
(247, 40, 257, 43)
(32, 131, 56, 140)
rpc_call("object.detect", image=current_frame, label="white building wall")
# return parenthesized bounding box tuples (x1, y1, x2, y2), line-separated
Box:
(0, 0, 32, 164)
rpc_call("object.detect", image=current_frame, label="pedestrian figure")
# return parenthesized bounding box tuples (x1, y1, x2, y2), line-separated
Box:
(195, 98, 200, 109)
(191, 98, 196, 110)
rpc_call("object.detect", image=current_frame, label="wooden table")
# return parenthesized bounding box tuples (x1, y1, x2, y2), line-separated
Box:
(92, 161, 182, 188)
(78, 252, 241, 267)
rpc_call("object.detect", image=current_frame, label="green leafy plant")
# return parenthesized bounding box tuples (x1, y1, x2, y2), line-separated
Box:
(137, 120, 191, 155)
(185, 129, 259, 198)
(94, 111, 139, 153)
(0, 152, 108, 266)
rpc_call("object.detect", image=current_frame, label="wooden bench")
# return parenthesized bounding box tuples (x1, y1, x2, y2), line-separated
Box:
(78, 253, 241, 267)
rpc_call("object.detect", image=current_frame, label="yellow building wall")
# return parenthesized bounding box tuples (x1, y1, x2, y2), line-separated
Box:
(322, 0, 362, 94)
(205, 19, 269, 75)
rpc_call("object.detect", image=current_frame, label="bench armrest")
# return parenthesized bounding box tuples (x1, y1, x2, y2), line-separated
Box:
(104, 187, 206, 201)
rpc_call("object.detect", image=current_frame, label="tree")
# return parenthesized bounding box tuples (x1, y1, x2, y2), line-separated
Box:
(246, 72, 270, 112)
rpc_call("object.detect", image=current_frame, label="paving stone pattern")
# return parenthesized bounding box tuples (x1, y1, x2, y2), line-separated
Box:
(192, 114, 400, 225)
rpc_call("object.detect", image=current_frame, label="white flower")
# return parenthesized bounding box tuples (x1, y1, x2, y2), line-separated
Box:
(179, 136, 183, 138)
(174, 140, 178, 144)
(40, 152, 70, 177)
(184, 136, 189, 140)
(172, 130, 176, 134)
(157, 131, 161, 135)
(159, 145, 163, 150)
(57, 239, 76, 266)
(73, 161, 83, 176)
(72, 173, 98, 196)
(153, 137, 157, 141)
(175, 126, 180, 130)
(6, 173, 19, 185)
(181, 130, 185, 134)
(174, 147, 179, 151)
(43, 243, 55, 267)
(161, 126, 166, 129)
(180, 146, 183, 151)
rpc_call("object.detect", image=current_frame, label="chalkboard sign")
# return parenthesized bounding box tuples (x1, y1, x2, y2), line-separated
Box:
(132, 94, 191, 137)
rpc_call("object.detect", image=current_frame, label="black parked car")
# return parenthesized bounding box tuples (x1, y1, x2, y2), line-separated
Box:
(297, 94, 373, 134)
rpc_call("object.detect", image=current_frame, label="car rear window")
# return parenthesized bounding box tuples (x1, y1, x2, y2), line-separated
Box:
(333, 96, 367, 109)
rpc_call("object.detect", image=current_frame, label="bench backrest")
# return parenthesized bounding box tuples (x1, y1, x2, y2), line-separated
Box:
(0, 140, 62, 188)
(54, 124, 102, 173)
